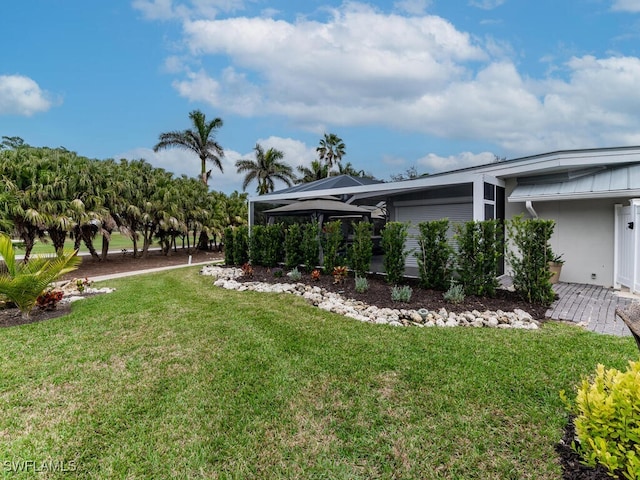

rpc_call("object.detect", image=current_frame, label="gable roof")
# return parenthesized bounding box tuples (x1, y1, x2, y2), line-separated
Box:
(260, 174, 382, 198)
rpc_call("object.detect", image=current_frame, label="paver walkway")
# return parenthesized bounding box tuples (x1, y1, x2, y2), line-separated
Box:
(546, 282, 635, 337)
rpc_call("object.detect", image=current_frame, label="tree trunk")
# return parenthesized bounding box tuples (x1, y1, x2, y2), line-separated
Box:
(100, 231, 112, 261)
(198, 231, 209, 251)
(48, 228, 67, 257)
(81, 226, 100, 260)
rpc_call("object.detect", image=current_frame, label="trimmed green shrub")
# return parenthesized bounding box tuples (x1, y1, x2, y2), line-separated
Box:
(232, 226, 249, 266)
(381, 222, 409, 285)
(414, 219, 452, 290)
(348, 221, 373, 278)
(455, 219, 502, 297)
(301, 221, 320, 272)
(562, 361, 640, 479)
(223, 226, 234, 265)
(284, 223, 304, 269)
(506, 215, 555, 305)
(322, 220, 344, 274)
(249, 225, 265, 266)
(263, 224, 284, 267)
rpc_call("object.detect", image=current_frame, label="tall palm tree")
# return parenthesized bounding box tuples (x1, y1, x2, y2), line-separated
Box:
(153, 110, 224, 186)
(235, 144, 295, 195)
(296, 160, 329, 184)
(317, 133, 346, 169)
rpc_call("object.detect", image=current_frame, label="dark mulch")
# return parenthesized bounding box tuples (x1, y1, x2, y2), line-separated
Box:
(0, 303, 73, 328)
(556, 417, 614, 480)
(236, 265, 550, 319)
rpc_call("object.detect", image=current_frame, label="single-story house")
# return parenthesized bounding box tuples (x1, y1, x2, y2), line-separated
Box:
(249, 146, 640, 291)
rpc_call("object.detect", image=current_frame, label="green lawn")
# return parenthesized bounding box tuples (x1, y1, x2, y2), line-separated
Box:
(17, 232, 134, 256)
(1, 268, 636, 479)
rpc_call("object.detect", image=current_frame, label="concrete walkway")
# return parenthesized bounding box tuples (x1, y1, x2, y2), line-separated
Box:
(546, 282, 635, 337)
(89, 260, 222, 282)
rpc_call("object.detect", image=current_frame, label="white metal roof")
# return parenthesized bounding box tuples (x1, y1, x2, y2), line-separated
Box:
(509, 164, 640, 202)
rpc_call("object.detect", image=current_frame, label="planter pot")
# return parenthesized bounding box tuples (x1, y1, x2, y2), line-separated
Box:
(549, 262, 563, 284)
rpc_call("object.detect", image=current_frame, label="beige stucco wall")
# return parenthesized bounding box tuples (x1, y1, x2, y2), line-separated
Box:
(505, 179, 628, 288)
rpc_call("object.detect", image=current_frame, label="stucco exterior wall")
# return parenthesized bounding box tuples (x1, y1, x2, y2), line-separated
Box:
(505, 179, 627, 287)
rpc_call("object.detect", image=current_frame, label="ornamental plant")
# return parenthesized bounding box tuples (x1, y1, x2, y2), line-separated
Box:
(223, 226, 234, 265)
(414, 219, 452, 290)
(36, 289, 64, 310)
(561, 361, 640, 479)
(0, 233, 80, 318)
(354, 276, 369, 293)
(301, 221, 320, 272)
(322, 220, 344, 275)
(348, 221, 373, 278)
(391, 285, 413, 303)
(232, 226, 250, 266)
(284, 223, 304, 269)
(249, 225, 265, 266)
(455, 219, 502, 297)
(332, 266, 347, 284)
(262, 224, 285, 267)
(381, 222, 409, 285)
(311, 269, 321, 281)
(506, 215, 556, 305)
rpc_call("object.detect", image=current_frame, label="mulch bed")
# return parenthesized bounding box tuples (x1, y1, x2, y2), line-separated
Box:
(236, 265, 550, 319)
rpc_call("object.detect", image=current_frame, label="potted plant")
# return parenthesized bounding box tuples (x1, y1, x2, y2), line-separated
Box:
(548, 252, 564, 284)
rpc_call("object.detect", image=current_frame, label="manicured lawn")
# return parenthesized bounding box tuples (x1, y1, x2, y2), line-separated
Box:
(1, 268, 636, 479)
(17, 232, 134, 256)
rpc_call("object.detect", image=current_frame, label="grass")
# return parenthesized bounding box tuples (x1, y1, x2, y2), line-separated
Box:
(1, 268, 637, 479)
(17, 232, 134, 256)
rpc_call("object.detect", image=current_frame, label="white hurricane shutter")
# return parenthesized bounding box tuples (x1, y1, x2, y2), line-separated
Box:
(395, 203, 473, 267)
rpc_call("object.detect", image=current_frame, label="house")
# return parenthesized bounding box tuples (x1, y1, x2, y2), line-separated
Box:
(249, 146, 640, 291)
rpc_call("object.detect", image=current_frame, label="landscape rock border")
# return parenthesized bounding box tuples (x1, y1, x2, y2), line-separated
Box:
(201, 266, 540, 330)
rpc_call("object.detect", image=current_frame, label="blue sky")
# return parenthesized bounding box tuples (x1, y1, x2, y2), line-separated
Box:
(2, 0, 640, 194)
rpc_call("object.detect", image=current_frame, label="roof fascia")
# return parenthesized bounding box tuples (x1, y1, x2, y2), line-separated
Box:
(508, 189, 640, 203)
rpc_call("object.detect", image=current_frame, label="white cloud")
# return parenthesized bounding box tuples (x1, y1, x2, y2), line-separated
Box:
(468, 0, 506, 10)
(611, 0, 640, 12)
(416, 151, 496, 173)
(0, 75, 54, 116)
(394, 0, 431, 15)
(152, 2, 640, 161)
(132, 0, 248, 20)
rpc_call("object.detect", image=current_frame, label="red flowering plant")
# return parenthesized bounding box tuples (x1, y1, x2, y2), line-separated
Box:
(311, 269, 321, 281)
(36, 289, 64, 311)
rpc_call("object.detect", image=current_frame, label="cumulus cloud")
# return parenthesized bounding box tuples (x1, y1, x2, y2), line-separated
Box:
(417, 151, 496, 173)
(150, 2, 640, 168)
(0, 75, 54, 116)
(611, 0, 640, 12)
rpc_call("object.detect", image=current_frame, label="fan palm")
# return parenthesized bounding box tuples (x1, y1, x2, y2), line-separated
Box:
(296, 160, 330, 184)
(153, 110, 224, 186)
(0, 233, 80, 318)
(317, 133, 346, 169)
(235, 144, 295, 195)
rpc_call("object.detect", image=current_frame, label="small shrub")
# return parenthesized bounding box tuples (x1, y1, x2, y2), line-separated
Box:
(249, 225, 265, 266)
(348, 221, 373, 277)
(301, 222, 320, 272)
(223, 227, 234, 265)
(75, 277, 92, 293)
(381, 222, 410, 285)
(454, 219, 502, 297)
(284, 223, 304, 269)
(311, 269, 321, 281)
(322, 220, 344, 275)
(332, 265, 347, 284)
(391, 285, 413, 303)
(562, 361, 640, 480)
(288, 267, 302, 281)
(36, 289, 64, 310)
(415, 219, 452, 290)
(263, 224, 285, 267)
(232, 226, 250, 266)
(272, 268, 283, 278)
(443, 281, 465, 304)
(355, 276, 369, 293)
(241, 262, 253, 278)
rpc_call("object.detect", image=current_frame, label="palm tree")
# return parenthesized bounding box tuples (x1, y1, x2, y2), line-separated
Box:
(153, 110, 224, 186)
(317, 133, 346, 169)
(235, 144, 295, 195)
(296, 160, 329, 184)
